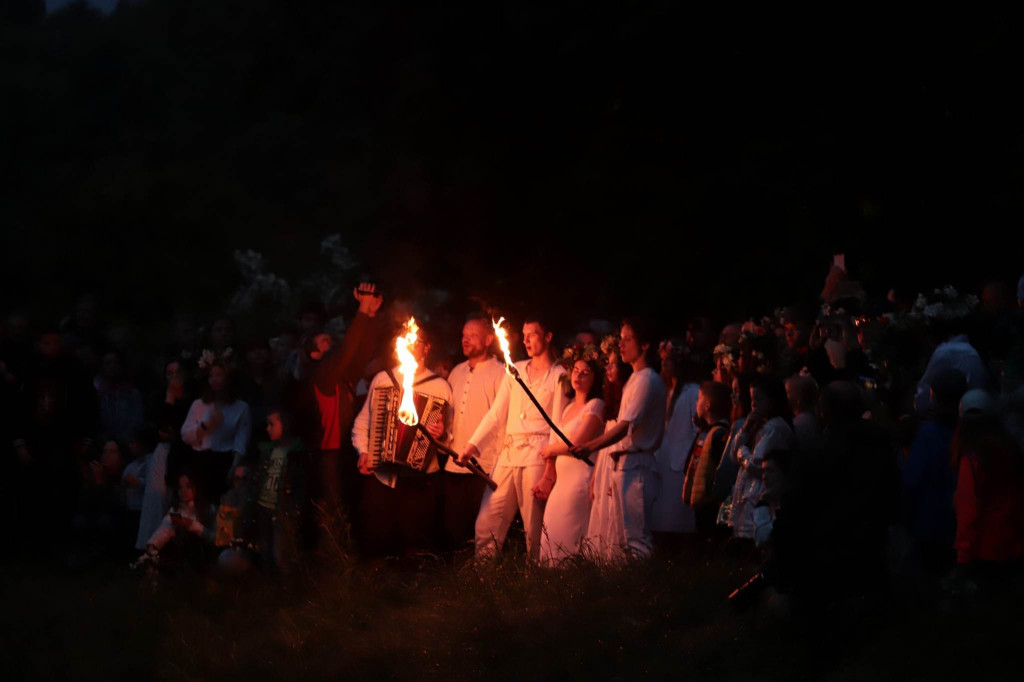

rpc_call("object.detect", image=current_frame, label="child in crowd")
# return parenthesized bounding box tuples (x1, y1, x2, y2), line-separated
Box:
(253, 408, 308, 572)
(213, 465, 258, 575)
(141, 472, 216, 572)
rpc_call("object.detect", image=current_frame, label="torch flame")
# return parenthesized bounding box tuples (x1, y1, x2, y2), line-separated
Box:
(395, 317, 420, 426)
(492, 317, 516, 376)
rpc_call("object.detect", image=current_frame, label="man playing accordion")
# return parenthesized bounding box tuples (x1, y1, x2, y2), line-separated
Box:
(351, 324, 453, 557)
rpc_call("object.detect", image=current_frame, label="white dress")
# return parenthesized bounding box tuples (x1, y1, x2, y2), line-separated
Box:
(136, 443, 169, 550)
(540, 399, 605, 564)
(585, 419, 625, 561)
(650, 383, 699, 533)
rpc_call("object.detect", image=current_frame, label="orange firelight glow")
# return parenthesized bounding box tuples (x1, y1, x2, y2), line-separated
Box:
(492, 317, 515, 375)
(395, 317, 420, 426)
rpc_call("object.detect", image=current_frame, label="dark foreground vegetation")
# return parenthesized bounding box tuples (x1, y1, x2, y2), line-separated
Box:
(3, 545, 1020, 681)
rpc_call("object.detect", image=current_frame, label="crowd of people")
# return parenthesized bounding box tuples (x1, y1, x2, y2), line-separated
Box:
(3, 267, 1024, 607)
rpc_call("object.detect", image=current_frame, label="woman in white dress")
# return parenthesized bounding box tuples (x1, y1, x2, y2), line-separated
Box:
(650, 342, 700, 537)
(585, 342, 633, 561)
(535, 353, 606, 564)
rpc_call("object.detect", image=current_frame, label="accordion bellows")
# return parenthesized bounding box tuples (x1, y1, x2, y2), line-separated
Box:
(369, 386, 448, 472)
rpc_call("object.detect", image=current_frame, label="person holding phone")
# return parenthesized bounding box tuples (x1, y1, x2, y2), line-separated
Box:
(141, 473, 216, 566)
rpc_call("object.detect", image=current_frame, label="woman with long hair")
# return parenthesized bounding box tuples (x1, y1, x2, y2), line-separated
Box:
(140, 471, 217, 571)
(651, 341, 702, 541)
(180, 360, 252, 499)
(585, 338, 633, 559)
(712, 374, 754, 526)
(727, 374, 793, 546)
(536, 349, 606, 564)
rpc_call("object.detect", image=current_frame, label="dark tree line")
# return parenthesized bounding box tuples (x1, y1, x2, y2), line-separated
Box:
(3, 2, 1023, 328)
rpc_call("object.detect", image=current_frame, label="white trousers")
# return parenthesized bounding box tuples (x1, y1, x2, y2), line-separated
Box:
(611, 466, 657, 559)
(474, 463, 546, 560)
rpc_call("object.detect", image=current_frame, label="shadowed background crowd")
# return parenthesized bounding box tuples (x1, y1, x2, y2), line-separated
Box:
(2, 265, 1024, 615)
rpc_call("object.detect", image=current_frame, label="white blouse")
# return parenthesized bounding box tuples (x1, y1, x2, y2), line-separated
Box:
(180, 399, 252, 455)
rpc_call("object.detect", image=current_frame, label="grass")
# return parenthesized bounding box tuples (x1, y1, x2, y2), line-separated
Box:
(1, 543, 1020, 681)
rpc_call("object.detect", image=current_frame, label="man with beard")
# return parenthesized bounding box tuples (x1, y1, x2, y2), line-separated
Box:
(442, 315, 505, 552)
(460, 316, 567, 561)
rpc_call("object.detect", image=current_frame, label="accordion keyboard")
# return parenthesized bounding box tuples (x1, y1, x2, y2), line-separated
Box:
(368, 385, 448, 472)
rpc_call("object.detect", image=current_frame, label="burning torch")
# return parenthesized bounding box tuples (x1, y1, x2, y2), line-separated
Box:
(395, 318, 497, 489)
(491, 318, 593, 467)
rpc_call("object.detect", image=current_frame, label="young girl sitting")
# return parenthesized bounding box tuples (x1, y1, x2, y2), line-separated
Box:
(140, 472, 216, 572)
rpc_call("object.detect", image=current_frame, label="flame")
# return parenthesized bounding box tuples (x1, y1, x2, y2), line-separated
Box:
(492, 317, 515, 375)
(395, 317, 420, 426)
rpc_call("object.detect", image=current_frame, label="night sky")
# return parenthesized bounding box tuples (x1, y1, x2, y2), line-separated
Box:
(3, 4, 1023, 329)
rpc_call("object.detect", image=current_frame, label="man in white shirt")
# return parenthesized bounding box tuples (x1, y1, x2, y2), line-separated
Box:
(352, 325, 452, 556)
(443, 316, 506, 551)
(459, 316, 567, 560)
(573, 318, 666, 559)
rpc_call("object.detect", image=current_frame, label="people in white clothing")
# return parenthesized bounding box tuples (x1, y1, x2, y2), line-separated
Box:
(443, 316, 506, 551)
(650, 343, 700, 536)
(585, 341, 633, 560)
(572, 319, 666, 560)
(179, 361, 252, 499)
(459, 316, 567, 561)
(538, 354, 605, 565)
(352, 324, 453, 556)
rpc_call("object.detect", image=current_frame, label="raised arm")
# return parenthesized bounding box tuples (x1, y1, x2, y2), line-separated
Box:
(571, 419, 629, 460)
(180, 400, 207, 447)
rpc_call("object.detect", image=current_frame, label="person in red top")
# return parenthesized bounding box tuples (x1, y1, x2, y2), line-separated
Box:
(305, 284, 383, 546)
(952, 390, 1024, 584)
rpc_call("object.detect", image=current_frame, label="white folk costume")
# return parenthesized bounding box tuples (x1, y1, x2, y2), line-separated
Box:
(445, 357, 506, 475)
(539, 398, 605, 564)
(136, 442, 169, 550)
(586, 367, 666, 560)
(650, 382, 699, 534)
(585, 418, 622, 560)
(351, 366, 453, 488)
(351, 366, 453, 556)
(468, 359, 567, 560)
(443, 356, 506, 549)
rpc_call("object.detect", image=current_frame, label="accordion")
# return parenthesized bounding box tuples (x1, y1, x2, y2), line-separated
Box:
(368, 386, 448, 472)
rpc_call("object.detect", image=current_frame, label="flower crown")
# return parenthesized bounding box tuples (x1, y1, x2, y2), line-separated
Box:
(600, 334, 618, 358)
(558, 342, 606, 392)
(560, 342, 604, 370)
(714, 343, 738, 373)
(198, 347, 234, 371)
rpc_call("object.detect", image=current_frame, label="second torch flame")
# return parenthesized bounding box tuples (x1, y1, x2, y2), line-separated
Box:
(492, 317, 516, 375)
(395, 317, 420, 426)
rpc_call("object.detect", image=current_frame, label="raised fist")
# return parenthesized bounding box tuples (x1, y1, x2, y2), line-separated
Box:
(354, 283, 383, 317)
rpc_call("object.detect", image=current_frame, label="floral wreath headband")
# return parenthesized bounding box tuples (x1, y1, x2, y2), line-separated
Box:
(713, 336, 770, 375)
(558, 341, 607, 392)
(198, 347, 234, 371)
(600, 334, 619, 359)
(560, 342, 606, 370)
